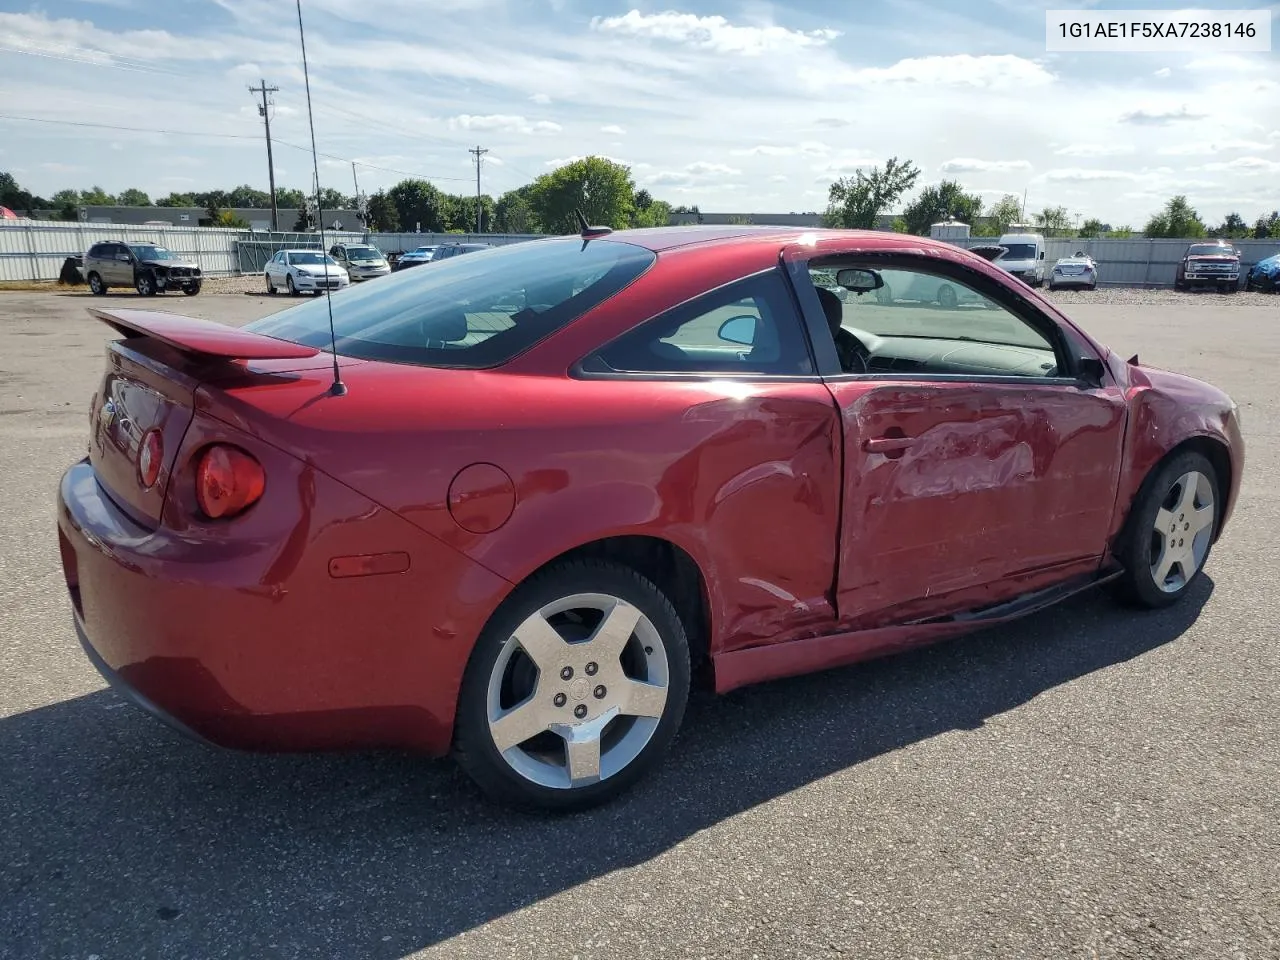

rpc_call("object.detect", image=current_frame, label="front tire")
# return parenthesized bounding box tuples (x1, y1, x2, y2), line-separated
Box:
(135, 272, 156, 297)
(182, 281, 202, 296)
(286, 275, 299, 297)
(453, 559, 691, 812)
(1108, 450, 1220, 609)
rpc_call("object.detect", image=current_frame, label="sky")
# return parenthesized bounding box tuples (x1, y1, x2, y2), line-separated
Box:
(1, 0, 1278, 226)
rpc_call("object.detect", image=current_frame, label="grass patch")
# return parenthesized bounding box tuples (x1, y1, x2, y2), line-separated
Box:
(0, 281, 84, 294)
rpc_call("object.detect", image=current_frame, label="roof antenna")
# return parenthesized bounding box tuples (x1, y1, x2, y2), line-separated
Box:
(296, 0, 346, 397)
(575, 206, 612, 239)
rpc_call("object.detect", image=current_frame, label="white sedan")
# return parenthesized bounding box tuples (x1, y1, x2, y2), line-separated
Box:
(264, 249, 350, 296)
(1048, 254, 1098, 291)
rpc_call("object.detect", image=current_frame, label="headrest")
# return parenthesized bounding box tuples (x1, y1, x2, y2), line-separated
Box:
(815, 286, 843, 335)
(420, 307, 468, 343)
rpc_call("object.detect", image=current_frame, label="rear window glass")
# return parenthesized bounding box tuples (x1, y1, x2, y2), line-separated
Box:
(245, 237, 656, 369)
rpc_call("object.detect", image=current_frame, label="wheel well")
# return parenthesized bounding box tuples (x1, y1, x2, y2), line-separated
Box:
(1127, 436, 1232, 543)
(535, 536, 712, 673)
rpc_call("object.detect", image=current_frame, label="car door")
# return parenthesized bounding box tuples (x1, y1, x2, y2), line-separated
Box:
(783, 243, 1127, 629)
(100, 243, 125, 285)
(584, 266, 844, 652)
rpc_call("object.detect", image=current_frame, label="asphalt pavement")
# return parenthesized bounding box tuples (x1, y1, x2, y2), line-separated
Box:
(1, 288, 1276, 959)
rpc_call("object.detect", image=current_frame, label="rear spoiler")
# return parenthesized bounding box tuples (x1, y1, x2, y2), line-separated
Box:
(89, 308, 319, 360)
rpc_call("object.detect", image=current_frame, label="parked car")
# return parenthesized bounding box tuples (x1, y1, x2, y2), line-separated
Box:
(83, 241, 203, 297)
(58, 226, 1243, 812)
(392, 245, 439, 271)
(1174, 241, 1240, 292)
(993, 231, 1047, 287)
(1049, 252, 1099, 291)
(328, 242, 390, 281)
(430, 242, 494, 262)
(264, 249, 349, 296)
(1244, 251, 1280, 292)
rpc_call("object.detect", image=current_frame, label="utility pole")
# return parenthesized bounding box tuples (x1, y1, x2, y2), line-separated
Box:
(249, 79, 280, 231)
(468, 145, 488, 234)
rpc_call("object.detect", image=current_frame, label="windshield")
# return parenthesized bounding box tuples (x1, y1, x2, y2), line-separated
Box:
(288, 251, 337, 266)
(347, 246, 382, 261)
(999, 243, 1037, 261)
(1188, 244, 1234, 257)
(130, 244, 174, 260)
(246, 237, 656, 369)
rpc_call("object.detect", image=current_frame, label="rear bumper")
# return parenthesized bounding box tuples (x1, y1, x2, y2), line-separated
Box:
(1051, 274, 1095, 287)
(57, 456, 511, 755)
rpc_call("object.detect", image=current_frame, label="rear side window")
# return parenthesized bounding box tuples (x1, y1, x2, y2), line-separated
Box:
(245, 237, 656, 369)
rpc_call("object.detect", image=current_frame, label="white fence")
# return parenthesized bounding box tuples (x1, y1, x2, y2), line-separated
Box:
(950, 236, 1280, 287)
(3, 217, 1277, 287)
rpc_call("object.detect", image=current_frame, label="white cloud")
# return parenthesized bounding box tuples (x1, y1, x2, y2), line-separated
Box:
(820, 54, 1054, 89)
(449, 114, 562, 135)
(590, 10, 840, 56)
(938, 157, 1032, 173)
(544, 154, 629, 167)
(1201, 157, 1280, 173)
(769, 174, 788, 182)
(529, 93, 551, 105)
(730, 144, 797, 157)
(645, 160, 741, 187)
(1157, 139, 1274, 156)
(600, 124, 626, 135)
(1055, 143, 1136, 157)
(1154, 67, 1171, 78)
(1042, 168, 1139, 182)
(1119, 105, 1205, 125)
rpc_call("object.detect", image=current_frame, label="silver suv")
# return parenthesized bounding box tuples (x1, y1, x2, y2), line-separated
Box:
(83, 241, 203, 297)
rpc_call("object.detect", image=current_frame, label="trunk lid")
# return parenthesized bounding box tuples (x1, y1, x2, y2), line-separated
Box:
(85, 308, 320, 528)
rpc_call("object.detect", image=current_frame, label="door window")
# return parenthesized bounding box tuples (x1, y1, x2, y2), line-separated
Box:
(590, 270, 813, 376)
(813, 262, 1063, 379)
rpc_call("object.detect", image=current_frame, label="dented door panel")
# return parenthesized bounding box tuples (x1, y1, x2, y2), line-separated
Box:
(828, 379, 1126, 629)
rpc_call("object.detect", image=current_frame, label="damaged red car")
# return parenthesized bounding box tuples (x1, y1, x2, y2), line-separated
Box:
(57, 225, 1244, 810)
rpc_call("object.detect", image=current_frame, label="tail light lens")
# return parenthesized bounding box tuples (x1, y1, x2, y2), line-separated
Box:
(137, 428, 164, 489)
(195, 444, 265, 519)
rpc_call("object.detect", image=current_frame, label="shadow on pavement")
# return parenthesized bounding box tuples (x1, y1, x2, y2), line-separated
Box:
(0, 578, 1212, 958)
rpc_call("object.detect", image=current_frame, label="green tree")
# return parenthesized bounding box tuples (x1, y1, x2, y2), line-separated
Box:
(0, 171, 46, 214)
(388, 179, 449, 233)
(987, 194, 1024, 234)
(116, 188, 151, 206)
(156, 192, 195, 207)
(364, 190, 399, 231)
(276, 188, 307, 209)
(1144, 195, 1205, 238)
(447, 194, 496, 233)
(50, 188, 80, 220)
(891, 217, 910, 233)
(823, 157, 920, 230)
(671, 204, 703, 223)
(225, 184, 271, 208)
(1032, 205, 1071, 236)
(1254, 210, 1280, 238)
(1211, 212, 1249, 238)
(316, 187, 349, 211)
(528, 156, 637, 233)
(494, 186, 538, 233)
(78, 185, 115, 205)
(902, 179, 983, 235)
(1077, 218, 1106, 238)
(1110, 225, 1134, 239)
(214, 210, 249, 229)
(634, 199, 672, 228)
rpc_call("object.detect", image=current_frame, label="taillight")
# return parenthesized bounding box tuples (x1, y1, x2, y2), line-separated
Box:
(195, 444, 265, 519)
(137, 428, 164, 489)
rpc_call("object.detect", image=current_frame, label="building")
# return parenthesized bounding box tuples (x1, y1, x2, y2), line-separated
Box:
(73, 206, 366, 232)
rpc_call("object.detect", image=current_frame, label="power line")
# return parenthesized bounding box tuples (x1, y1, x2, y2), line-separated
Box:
(248, 80, 280, 231)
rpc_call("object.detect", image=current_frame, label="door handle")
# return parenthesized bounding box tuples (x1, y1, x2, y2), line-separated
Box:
(864, 435, 916, 455)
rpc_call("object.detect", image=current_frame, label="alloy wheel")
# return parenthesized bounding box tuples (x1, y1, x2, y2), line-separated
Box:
(1150, 470, 1215, 593)
(485, 593, 670, 790)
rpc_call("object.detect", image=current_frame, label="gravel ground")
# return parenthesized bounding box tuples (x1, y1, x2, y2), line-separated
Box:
(0, 291, 1276, 959)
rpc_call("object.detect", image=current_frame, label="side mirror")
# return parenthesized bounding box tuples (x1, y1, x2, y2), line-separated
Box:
(836, 267, 884, 293)
(1039, 251, 1046, 260)
(718, 314, 757, 346)
(1078, 356, 1106, 388)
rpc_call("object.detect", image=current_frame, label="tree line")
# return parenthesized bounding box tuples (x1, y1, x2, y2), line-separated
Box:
(6, 160, 1278, 240)
(820, 157, 1280, 240)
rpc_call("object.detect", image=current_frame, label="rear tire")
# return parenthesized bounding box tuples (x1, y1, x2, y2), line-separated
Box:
(87, 272, 107, 296)
(1107, 450, 1220, 609)
(453, 559, 691, 812)
(183, 281, 201, 296)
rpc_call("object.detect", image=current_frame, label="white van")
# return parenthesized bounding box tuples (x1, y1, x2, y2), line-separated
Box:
(995, 231, 1047, 287)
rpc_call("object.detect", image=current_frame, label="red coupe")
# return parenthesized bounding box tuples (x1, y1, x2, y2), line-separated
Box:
(57, 226, 1244, 810)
